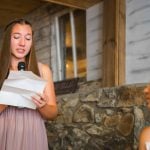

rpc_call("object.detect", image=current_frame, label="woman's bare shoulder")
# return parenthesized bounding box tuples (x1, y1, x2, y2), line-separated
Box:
(38, 62, 52, 79)
(38, 62, 50, 70)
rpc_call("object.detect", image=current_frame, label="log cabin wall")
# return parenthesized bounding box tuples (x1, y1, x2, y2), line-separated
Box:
(0, 0, 150, 85)
(0, 2, 103, 86)
(24, 4, 65, 66)
(24, 4, 68, 82)
(0, 1, 150, 149)
(126, 0, 150, 84)
(86, 2, 103, 81)
(25, 2, 104, 82)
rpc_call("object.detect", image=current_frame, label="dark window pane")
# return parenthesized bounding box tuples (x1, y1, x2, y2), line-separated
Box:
(59, 10, 86, 79)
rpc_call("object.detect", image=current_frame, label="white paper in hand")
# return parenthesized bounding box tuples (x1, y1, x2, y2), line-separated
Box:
(0, 71, 47, 109)
(146, 142, 150, 150)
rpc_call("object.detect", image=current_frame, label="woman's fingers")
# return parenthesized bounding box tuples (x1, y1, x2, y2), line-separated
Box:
(32, 93, 47, 108)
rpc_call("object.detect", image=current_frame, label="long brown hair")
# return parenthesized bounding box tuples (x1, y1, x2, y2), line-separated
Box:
(0, 18, 40, 89)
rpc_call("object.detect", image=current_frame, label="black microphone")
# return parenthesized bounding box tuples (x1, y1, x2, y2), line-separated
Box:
(17, 62, 26, 109)
(18, 62, 26, 71)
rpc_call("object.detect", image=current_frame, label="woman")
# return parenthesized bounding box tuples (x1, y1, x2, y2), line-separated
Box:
(139, 85, 150, 150)
(0, 18, 58, 150)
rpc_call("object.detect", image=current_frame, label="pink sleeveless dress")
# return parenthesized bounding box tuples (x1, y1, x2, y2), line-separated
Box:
(0, 64, 49, 150)
(0, 106, 49, 150)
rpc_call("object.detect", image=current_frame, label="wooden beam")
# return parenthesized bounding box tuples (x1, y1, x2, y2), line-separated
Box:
(43, 0, 102, 9)
(117, 0, 125, 85)
(102, 0, 125, 87)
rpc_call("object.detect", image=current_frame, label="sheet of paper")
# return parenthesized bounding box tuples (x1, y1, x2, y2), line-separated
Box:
(4, 71, 46, 93)
(146, 142, 150, 150)
(0, 91, 36, 109)
(0, 71, 47, 109)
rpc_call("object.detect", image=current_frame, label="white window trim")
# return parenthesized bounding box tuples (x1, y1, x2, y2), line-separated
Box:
(55, 16, 62, 80)
(55, 10, 78, 80)
(70, 11, 78, 78)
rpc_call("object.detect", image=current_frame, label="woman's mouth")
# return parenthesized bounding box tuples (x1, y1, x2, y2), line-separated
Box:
(16, 49, 25, 54)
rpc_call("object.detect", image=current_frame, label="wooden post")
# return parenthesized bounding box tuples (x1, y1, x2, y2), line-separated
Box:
(102, 0, 125, 87)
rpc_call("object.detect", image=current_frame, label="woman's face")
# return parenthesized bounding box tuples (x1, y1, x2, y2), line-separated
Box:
(10, 23, 32, 61)
(144, 85, 150, 108)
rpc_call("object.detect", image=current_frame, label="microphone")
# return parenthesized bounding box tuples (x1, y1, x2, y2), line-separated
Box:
(17, 62, 26, 108)
(18, 62, 26, 71)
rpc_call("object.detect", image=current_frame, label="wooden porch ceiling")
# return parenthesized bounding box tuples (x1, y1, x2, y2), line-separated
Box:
(0, 0, 102, 28)
(44, 0, 102, 9)
(0, 0, 44, 28)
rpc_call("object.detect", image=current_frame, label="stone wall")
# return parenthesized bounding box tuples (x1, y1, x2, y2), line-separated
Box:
(45, 81, 149, 150)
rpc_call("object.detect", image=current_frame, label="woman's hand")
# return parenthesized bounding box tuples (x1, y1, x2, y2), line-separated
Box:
(144, 85, 150, 108)
(35, 63, 58, 120)
(32, 93, 47, 108)
(32, 92, 57, 120)
(0, 104, 8, 113)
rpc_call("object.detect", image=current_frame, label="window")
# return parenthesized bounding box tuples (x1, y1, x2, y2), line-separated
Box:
(55, 9, 86, 81)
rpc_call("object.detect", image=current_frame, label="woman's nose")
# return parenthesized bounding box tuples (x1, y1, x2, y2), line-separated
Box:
(19, 38, 25, 46)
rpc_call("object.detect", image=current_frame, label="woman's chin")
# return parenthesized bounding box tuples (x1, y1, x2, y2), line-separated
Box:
(12, 54, 26, 60)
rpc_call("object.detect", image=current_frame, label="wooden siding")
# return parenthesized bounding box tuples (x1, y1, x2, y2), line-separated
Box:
(126, 0, 150, 84)
(25, 4, 52, 65)
(86, 2, 103, 81)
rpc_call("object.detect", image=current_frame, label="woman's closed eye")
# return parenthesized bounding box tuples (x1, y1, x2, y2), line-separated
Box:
(25, 35, 32, 41)
(12, 33, 32, 41)
(13, 34, 20, 39)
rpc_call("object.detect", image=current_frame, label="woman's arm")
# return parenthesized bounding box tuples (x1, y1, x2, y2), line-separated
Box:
(32, 63, 58, 120)
(0, 104, 7, 113)
(139, 86, 150, 149)
(139, 127, 150, 150)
